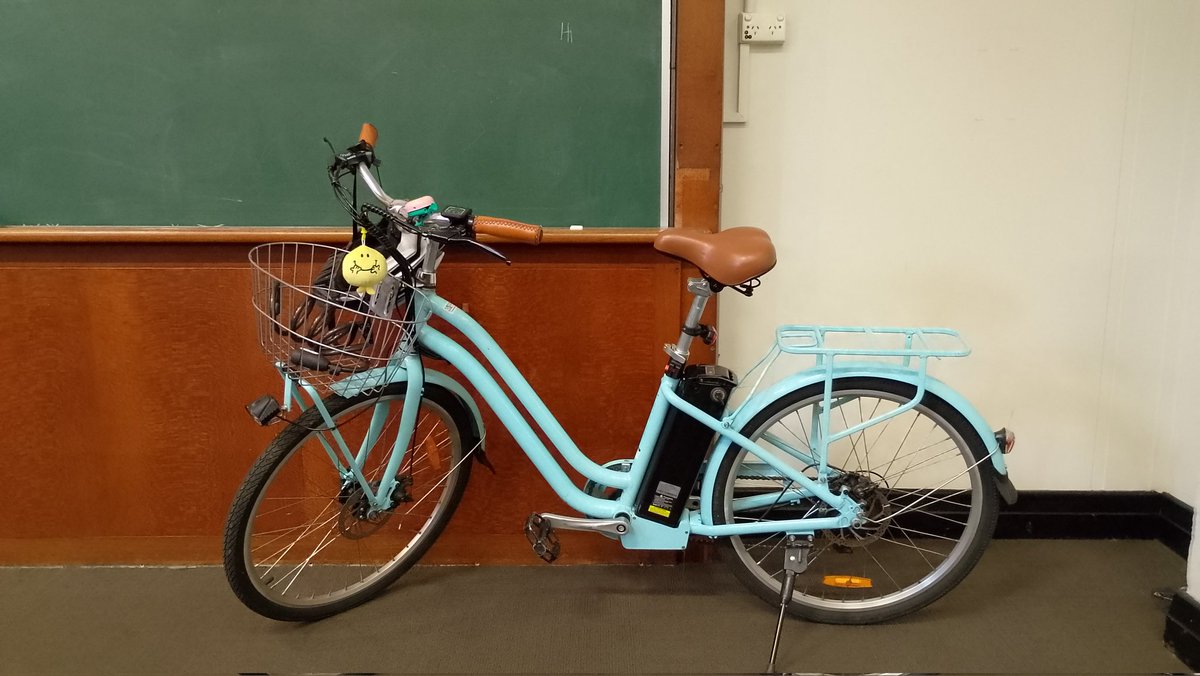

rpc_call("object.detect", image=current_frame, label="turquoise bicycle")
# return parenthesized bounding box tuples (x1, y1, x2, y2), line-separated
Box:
(223, 125, 1018, 634)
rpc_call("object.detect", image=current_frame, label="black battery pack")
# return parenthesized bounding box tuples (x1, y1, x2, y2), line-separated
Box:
(634, 364, 738, 527)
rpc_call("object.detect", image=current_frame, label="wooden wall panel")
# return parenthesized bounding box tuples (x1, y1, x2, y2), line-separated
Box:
(674, 0, 724, 235)
(0, 243, 690, 564)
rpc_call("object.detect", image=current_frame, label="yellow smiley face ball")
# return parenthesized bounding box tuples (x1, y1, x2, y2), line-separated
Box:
(341, 244, 387, 294)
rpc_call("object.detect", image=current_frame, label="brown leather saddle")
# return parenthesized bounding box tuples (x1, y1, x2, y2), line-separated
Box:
(653, 227, 776, 287)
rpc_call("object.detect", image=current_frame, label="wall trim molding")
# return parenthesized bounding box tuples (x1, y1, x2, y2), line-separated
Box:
(0, 225, 660, 245)
(996, 490, 1191, 557)
(1167, 591, 1200, 670)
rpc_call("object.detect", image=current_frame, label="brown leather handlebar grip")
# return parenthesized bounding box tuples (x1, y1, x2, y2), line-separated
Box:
(474, 216, 543, 245)
(359, 123, 378, 147)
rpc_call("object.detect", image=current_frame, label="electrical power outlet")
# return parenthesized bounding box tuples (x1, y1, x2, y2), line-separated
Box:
(739, 12, 786, 44)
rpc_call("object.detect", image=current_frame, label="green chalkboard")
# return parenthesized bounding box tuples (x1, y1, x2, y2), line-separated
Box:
(0, 1, 663, 228)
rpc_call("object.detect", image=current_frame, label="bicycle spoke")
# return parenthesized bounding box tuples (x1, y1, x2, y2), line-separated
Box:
(896, 508, 967, 528)
(258, 508, 340, 575)
(838, 405, 866, 474)
(253, 496, 327, 520)
(367, 408, 410, 467)
(854, 397, 872, 473)
(887, 481, 972, 505)
(251, 516, 336, 554)
(890, 492, 972, 511)
(875, 485, 974, 523)
(755, 535, 788, 565)
(893, 524, 937, 569)
(401, 438, 480, 518)
(859, 396, 885, 465)
(861, 544, 902, 592)
(279, 526, 341, 594)
(873, 410, 920, 474)
(889, 524, 959, 543)
(875, 536, 949, 558)
(879, 439, 959, 483)
(790, 409, 811, 448)
(743, 533, 781, 552)
(255, 499, 339, 562)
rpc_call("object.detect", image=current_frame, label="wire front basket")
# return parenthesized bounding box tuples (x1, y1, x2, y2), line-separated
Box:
(249, 242, 417, 390)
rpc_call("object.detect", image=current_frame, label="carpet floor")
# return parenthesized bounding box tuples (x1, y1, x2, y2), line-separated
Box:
(0, 540, 1186, 674)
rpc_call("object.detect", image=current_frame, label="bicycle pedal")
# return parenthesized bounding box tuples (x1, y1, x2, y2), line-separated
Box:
(523, 513, 561, 563)
(245, 395, 282, 426)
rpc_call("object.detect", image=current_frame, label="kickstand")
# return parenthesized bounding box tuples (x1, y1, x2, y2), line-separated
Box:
(767, 536, 810, 674)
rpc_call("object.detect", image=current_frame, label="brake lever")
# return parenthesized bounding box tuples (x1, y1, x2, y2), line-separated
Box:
(460, 238, 511, 266)
(327, 138, 379, 172)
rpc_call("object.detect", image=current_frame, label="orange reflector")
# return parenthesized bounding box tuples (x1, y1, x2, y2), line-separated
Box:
(823, 575, 873, 589)
(423, 434, 442, 471)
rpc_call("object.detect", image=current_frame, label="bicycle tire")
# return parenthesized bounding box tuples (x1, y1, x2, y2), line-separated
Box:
(223, 383, 474, 621)
(712, 376, 999, 624)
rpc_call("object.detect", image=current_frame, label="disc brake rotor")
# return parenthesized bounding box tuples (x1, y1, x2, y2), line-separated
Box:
(336, 477, 412, 540)
(828, 472, 892, 548)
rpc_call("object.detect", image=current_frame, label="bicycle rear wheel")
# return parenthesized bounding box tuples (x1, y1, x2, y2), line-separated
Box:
(223, 384, 474, 621)
(712, 377, 999, 624)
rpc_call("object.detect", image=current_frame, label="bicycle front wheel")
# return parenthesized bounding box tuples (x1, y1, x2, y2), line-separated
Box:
(712, 377, 999, 624)
(223, 384, 474, 621)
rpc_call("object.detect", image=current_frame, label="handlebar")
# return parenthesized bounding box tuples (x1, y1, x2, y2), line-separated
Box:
(359, 123, 378, 148)
(349, 123, 544, 245)
(474, 216, 543, 245)
(356, 163, 402, 209)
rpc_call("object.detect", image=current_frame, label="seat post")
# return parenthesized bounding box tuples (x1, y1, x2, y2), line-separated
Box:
(663, 277, 714, 376)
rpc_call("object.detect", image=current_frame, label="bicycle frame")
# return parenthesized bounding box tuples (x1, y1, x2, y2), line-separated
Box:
(278, 285, 878, 551)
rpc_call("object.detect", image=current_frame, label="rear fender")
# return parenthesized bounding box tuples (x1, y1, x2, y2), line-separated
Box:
(699, 363, 1012, 523)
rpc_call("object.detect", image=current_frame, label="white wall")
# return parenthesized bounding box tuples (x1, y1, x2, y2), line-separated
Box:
(719, 1, 1200, 494)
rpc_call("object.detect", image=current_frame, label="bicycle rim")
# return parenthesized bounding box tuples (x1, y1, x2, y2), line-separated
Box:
(241, 394, 465, 610)
(718, 381, 992, 618)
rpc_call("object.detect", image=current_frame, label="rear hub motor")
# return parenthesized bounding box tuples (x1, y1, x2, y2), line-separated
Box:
(829, 472, 892, 548)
